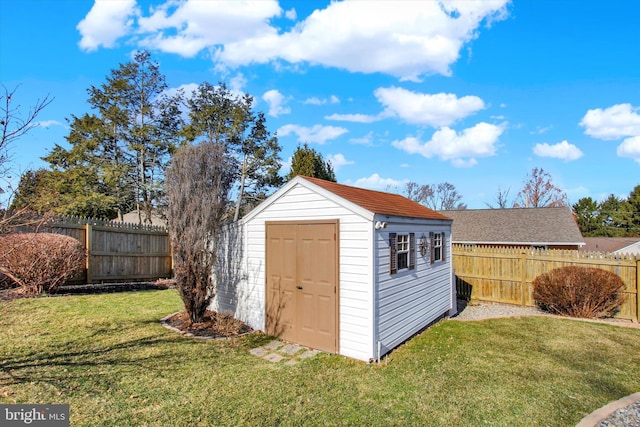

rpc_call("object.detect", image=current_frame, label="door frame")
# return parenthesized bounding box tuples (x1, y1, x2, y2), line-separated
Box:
(265, 219, 340, 353)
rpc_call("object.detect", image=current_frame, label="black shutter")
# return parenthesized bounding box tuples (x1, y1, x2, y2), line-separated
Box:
(441, 233, 446, 261)
(409, 233, 416, 270)
(429, 232, 435, 264)
(389, 233, 397, 275)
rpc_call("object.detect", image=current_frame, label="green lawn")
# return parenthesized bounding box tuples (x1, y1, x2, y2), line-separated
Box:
(1, 290, 639, 426)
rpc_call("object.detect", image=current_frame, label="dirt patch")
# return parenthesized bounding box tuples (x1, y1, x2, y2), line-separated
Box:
(163, 310, 253, 339)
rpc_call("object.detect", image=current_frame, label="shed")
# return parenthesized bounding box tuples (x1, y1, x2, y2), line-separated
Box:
(211, 176, 454, 362)
(440, 207, 584, 250)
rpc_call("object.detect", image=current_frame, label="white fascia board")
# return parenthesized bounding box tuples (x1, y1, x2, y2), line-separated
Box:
(240, 176, 304, 223)
(298, 178, 375, 222)
(373, 214, 452, 226)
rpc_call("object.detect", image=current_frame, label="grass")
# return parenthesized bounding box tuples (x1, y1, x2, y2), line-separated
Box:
(2, 289, 640, 426)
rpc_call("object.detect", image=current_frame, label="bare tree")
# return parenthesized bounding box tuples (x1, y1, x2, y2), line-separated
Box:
(399, 181, 466, 210)
(486, 186, 513, 209)
(165, 141, 235, 323)
(514, 167, 568, 208)
(1, 84, 53, 233)
(1, 84, 53, 196)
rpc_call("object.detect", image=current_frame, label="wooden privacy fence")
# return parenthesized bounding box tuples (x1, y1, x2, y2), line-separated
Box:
(42, 216, 172, 284)
(453, 244, 640, 321)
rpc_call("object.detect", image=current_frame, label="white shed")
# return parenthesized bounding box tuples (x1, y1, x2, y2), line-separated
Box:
(212, 176, 454, 362)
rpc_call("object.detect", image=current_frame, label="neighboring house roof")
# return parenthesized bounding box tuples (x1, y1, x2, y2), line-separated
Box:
(117, 209, 167, 227)
(439, 206, 584, 247)
(580, 237, 640, 254)
(302, 176, 452, 221)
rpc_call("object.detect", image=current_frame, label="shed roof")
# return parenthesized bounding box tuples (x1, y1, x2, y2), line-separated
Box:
(439, 206, 584, 246)
(580, 237, 640, 253)
(302, 176, 451, 221)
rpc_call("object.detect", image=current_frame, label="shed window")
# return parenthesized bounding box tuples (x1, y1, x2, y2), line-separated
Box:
(430, 232, 445, 264)
(389, 232, 415, 274)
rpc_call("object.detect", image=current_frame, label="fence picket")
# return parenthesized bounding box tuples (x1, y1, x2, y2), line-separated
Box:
(453, 244, 638, 321)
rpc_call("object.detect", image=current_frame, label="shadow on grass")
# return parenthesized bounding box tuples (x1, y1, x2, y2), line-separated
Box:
(0, 329, 223, 393)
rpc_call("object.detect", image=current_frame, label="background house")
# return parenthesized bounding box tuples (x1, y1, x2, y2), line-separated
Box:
(439, 206, 584, 250)
(212, 176, 454, 362)
(580, 237, 640, 255)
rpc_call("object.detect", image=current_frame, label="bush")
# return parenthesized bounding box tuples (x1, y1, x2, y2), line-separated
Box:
(0, 233, 85, 295)
(532, 266, 625, 318)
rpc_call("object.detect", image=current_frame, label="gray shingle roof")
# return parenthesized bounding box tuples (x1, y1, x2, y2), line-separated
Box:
(438, 206, 584, 246)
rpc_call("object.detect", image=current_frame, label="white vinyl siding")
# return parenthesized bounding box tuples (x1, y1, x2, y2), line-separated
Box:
(212, 182, 374, 361)
(375, 222, 452, 357)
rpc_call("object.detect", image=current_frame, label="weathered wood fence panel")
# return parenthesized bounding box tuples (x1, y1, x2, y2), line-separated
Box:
(42, 216, 172, 284)
(453, 244, 639, 321)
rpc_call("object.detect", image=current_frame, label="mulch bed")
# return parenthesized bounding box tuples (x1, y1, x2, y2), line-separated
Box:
(163, 310, 253, 339)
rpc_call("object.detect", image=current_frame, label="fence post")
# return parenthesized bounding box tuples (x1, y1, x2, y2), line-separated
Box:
(520, 251, 528, 306)
(636, 259, 640, 323)
(85, 223, 93, 284)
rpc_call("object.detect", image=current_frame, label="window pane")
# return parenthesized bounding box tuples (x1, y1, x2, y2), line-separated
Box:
(397, 252, 408, 270)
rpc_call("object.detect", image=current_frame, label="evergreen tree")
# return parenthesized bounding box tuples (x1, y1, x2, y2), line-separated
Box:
(286, 143, 336, 182)
(572, 197, 601, 236)
(183, 82, 282, 221)
(41, 51, 180, 221)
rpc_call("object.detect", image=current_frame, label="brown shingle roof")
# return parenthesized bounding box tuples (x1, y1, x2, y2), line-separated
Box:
(580, 237, 640, 253)
(439, 207, 584, 245)
(302, 176, 451, 221)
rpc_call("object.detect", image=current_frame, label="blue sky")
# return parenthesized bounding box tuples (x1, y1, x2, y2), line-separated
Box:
(1, 0, 638, 209)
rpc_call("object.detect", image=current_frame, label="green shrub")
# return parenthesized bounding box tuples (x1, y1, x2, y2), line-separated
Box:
(0, 232, 85, 295)
(532, 266, 625, 318)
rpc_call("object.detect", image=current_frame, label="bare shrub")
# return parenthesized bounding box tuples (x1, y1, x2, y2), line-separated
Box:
(166, 141, 234, 324)
(532, 266, 625, 318)
(0, 232, 85, 295)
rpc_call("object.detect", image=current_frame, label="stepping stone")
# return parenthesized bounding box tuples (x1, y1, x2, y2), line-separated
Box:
(263, 353, 284, 363)
(298, 350, 320, 360)
(280, 344, 303, 355)
(284, 359, 299, 366)
(249, 347, 269, 357)
(264, 340, 283, 350)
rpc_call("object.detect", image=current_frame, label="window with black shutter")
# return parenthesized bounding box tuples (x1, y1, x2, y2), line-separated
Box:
(390, 232, 415, 274)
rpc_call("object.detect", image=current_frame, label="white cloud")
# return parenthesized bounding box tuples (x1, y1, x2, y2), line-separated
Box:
(617, 136, 640, 164)
(277, 124, 348, 144)
(303, 95, 340, 105)
(325, 113, 382, 123)
(533, 140, 583, 161)
(136, 0, 282, 57)
(349, 131, 374, 146)
(229, 73, 247, 93)
(326, 153, 354, 171)
(262, 89, 291, 117)
(351, 173, 406, 191)
(216, 1, 509, 81)
(580, 104, 640, 140)
(374, 87, 485, 126)
(392, 122, 503, 166)
(35, 120, 63, 128)
(77, 0, 137, 51)
(284, 8, 297, 20)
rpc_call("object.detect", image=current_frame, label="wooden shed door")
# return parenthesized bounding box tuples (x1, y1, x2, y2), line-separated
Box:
(266, 221, 338, 353)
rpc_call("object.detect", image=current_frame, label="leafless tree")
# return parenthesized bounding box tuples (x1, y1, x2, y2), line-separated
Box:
(514, 167, 568, 208)
(402, 181, 466, 210)
(1, 84, 53, 232)
(486, 186, 513, 209)
(1, 84, 53, 190)
(165, 141, 235, 323)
